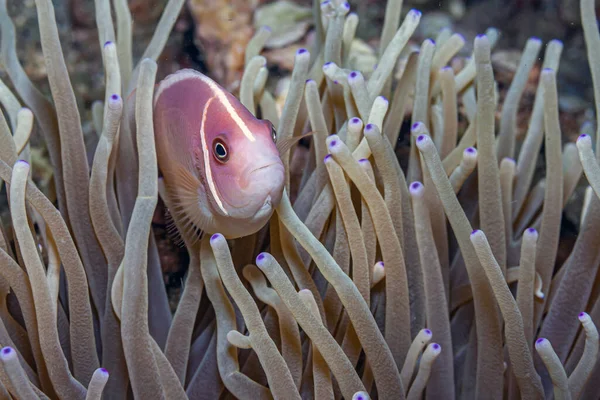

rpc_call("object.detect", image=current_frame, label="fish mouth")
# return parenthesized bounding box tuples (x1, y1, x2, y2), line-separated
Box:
(252, 195, 275, 219)
(249, 162, 279, 175)
(220, 161, 283, 219)
(238, 161, 282, 194)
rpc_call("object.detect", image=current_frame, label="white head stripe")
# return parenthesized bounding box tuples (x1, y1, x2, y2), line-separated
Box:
(200, 96, 229, 215)
(154, 70, 256, 142)
(196, 74, 256, 142)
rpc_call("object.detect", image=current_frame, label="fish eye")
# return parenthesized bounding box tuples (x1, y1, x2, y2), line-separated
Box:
(213, 138, 229, 162)
(270, 123, 277, 143)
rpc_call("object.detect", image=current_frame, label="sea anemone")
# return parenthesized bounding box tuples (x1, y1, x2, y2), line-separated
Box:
(0, 0, 598, 398)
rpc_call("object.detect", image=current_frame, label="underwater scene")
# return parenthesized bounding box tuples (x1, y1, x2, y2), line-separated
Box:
(0, 0, 598, 398)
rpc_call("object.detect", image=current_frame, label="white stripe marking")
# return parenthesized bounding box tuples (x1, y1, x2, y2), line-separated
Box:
(154, 69, 255, 142)
(196, 74, 256, 142)
(200, 96, 229, 215)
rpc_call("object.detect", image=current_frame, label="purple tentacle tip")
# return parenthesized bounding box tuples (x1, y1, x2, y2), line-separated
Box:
(306, 79, 314, 84)
(410, 182, 421, 190)
(579, 312, 586, 318)
(1, 348, 11, 355)
(350, 117, 360, 124)
(329, 140, 337, 147)
(324, 61, 333, 67)
(104, 41, 112, 47)
(536, 338, 545, 344)
(424, 329, 432, 335)
(527, 227, 537, 234)
(466, 147, 475, 153)
(358, 158, 368, 163)
(100, 368, 109, 374)
(297, 48, 307, 55)
(542, 67, 554, 73)
(365, 123, 374, 131)
(471, 229, 479, 235)
(333, 80, 339, 85)
(476, 34, 487, 39)
(111, 94, 119, 101)
(432, 343, 440, 350)
(343, 2, 350, 8)
(417, 135, 426, 142)
(580, 134, 589, 139)
(411, 122, 420, 130)
(356, 396, 364, 400)
(324, 154, 332, 162)
(257, 253, 266, 262)
(349, 71, 358, 78)
(210, 233, 221, 241)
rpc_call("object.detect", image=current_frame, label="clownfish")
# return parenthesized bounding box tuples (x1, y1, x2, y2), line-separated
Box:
(152, 69, 285, 239)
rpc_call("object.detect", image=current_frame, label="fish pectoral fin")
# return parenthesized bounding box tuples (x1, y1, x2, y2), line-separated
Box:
(158, 177, 188, 247)
(163, 165, 212, 246)
(163, 208, 186, 248)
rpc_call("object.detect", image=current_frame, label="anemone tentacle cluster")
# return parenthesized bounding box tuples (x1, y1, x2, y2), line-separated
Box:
(0, 0, 598, 398)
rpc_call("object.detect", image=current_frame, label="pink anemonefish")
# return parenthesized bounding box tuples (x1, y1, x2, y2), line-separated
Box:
(153, 69, 285, 240)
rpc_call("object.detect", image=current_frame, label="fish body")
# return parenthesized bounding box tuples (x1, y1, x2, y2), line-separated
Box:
(153, 69, 284, 239)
